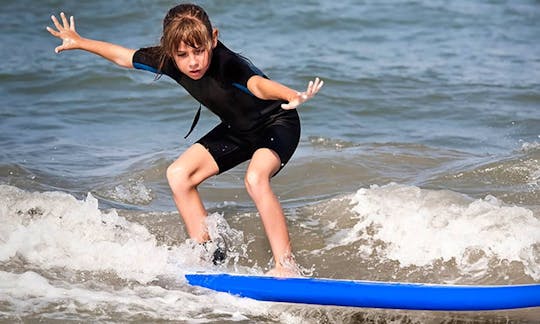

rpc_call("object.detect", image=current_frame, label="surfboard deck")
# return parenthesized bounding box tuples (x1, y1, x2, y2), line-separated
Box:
(185, 273, 540, 311)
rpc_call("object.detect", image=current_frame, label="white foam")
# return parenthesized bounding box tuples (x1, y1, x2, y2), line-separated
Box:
(332, 183, 540, 279)
(0, 185, 274, 320)
(0, 185, 259, 281)
(0, 270, 268, 321)
(106, 177, 154, 205)
(521, 140, 540, 152)
(0, 185, 174, 283)
(523, 158, 540, 188)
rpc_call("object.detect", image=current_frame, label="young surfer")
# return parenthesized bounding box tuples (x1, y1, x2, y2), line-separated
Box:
(47, 3, 323, 277)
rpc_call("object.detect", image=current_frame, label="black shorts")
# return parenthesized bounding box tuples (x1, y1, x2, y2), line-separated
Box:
(197, 108, 300, 176)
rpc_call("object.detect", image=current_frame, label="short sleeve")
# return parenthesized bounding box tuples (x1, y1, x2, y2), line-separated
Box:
(132, 47, 163, 74)
(222, 53, 266, 88)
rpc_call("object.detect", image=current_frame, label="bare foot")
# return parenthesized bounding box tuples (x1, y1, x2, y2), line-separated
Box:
(266, 268, 302, 278)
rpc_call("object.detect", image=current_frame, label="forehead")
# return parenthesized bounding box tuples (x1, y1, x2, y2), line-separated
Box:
(177, 41, 206, 51)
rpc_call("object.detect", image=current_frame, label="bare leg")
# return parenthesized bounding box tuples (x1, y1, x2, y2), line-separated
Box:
(166, 143, 219, 243)
(245, 148, 298, 277)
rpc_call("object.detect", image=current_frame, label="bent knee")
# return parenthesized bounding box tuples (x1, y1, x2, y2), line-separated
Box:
(167, 163, 196, 191)
(244, 170, 271, 194)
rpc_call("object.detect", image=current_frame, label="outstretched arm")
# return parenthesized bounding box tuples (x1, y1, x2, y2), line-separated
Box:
(46, 12, 136, 68)
(247, 76, 323, 110)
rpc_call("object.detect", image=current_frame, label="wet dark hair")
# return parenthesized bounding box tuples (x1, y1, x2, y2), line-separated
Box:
(157, 4, 214, 71)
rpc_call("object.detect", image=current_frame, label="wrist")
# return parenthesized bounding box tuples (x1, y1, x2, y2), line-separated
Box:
(286, 90, 299, 103)
(77, 37, 92, 50)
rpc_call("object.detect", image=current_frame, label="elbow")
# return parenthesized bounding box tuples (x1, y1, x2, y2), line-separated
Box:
(115, 56, 134, 69)
(115, 49, 136, 69)
(117, 60, 134, 69)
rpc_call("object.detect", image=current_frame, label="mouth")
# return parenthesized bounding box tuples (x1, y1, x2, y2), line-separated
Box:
(189, 69, 202, 77)
(185, 67, 205, 80)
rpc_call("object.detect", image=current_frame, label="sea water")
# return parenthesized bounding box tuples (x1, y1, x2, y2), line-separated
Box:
(1, 0, 539, 322)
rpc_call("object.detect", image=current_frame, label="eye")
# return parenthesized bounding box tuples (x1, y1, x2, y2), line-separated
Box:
(194, 48, 205, 55)
(176, 52, 187, 58)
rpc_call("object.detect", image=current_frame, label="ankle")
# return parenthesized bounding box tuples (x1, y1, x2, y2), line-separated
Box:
(201, 240, 227, 265)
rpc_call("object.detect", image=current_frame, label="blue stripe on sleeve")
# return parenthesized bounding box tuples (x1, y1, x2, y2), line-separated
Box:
(232, 82, 254, 96)
(133, 62, 159, 74)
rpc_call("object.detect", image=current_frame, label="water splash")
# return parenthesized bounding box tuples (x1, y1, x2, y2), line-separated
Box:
(327, 183, 540, 281)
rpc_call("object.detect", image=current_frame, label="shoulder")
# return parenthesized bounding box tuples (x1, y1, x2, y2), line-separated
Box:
(132, 47, 161, 72)
(214, 42, 245, 69)
(214, 41, 266, 83)
(133, 46, 178, 77)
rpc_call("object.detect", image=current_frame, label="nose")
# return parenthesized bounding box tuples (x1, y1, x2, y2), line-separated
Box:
(188, 54, 198, 68)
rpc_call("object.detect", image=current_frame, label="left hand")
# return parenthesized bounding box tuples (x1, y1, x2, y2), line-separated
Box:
(281, 77, 324, 110)
(46, 12, 82, 53)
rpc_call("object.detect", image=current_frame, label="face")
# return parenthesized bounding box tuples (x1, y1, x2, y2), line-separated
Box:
(173, 42, 213, 80)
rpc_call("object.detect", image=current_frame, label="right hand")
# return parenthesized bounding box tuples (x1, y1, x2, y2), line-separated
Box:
(46, 12, 82, 53)
(281, 77, 324, 110)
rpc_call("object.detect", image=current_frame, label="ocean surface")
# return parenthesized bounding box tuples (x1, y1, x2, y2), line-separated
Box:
(1, 0, 539, 323)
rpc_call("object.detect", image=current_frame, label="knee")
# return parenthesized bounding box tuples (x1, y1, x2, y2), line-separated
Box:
(167, 163, 196, 193)
(244, 170, 269, 197)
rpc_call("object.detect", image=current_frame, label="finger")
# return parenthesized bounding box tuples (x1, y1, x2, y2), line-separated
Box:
(307, 80, 314, 94)
(314, 77, 322, 88)
(312, 78, 323, 93)
(61, 12, 69, 29)
(46, 26, 59, 37)
(51, 15, 62, 30)
(281, 102, 295, 110)
(54, 45, 63, 54)
(70, 16, 76, 31)
(304, 87, 311, 99)
(316, 79, 324, 91)
(312, 77, 320, 90)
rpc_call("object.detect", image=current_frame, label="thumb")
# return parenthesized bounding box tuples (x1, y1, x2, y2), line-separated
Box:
(281, 102, 298, 110)
(55, 44, 68, 53)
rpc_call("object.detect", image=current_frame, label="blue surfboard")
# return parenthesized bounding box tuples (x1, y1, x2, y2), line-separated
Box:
(185, 273, 540, 311)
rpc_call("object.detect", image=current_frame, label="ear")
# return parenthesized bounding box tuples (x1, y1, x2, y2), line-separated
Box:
(211, 28, 219, 48)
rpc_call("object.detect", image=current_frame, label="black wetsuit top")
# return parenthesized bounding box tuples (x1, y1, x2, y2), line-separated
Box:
(132, 41, 300, 175)
(132, 41, 283, 131)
